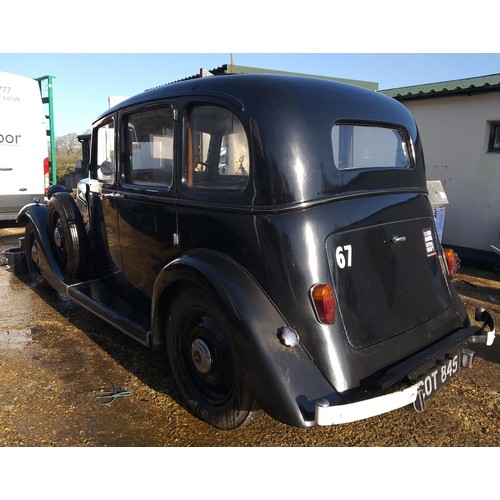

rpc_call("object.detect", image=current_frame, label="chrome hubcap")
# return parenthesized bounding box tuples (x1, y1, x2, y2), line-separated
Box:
(31, 244, 39, 265)
(53, 225, 64, 249)
(191, 338, 213, 374)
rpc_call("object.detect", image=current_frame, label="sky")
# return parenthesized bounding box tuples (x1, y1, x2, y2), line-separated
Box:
(1, 3, 499, 137)
(1, 53, 500, 137)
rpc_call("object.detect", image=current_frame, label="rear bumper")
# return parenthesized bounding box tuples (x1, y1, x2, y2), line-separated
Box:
(315, 384, 419, 425)
(314, 308, 496, 426)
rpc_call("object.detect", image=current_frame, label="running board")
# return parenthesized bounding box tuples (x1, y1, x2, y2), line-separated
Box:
(67, 279, 151, 346)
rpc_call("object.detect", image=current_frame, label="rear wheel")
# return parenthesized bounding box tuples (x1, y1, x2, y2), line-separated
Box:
(24, 221, 51, 290)
(167, 286, 260, 430)
(47, 192, 86, 279)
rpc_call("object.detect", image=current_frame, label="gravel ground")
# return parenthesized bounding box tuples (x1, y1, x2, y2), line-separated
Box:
(0, 224, 498, 449)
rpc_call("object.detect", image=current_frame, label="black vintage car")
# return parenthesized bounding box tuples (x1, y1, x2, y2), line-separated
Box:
(18, 74, 497, 430)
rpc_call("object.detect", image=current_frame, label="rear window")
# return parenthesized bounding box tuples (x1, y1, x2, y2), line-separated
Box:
(332, 123, 411, 170)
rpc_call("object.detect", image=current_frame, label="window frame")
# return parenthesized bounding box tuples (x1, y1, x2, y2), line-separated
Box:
(90, 117, 116, 185)
(183, 103, 251, 194)
(120, 103, 176, 191)
(331, 121, 414, 171)
(487, 122, 500, 153)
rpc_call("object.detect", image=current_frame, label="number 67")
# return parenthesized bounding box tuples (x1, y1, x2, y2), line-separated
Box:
(335, 245, 352, 269)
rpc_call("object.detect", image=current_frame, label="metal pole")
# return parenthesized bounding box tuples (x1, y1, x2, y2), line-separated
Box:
(35, 75, 56, 185)
(46, 76, 56, 185)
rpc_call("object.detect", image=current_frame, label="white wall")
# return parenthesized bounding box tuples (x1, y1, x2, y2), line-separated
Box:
(403, 93, 500, 252)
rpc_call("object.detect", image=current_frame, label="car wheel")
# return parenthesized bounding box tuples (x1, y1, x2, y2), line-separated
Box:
(167, 286, 260, 430)
(47, 192, 86, 279)
(24, 221, 51, 290)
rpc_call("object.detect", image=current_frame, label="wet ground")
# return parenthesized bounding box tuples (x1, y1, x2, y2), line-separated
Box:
(0, 224, 499, 447)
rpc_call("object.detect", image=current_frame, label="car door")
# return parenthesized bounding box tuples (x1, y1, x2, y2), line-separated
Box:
(88, 117, 123, 275)
(115, 102, 178, 298)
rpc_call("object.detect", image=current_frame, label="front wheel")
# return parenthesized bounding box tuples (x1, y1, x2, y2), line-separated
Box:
(167, 287, 260, 430)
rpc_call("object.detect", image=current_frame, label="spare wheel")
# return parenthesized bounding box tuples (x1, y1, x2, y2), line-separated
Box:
(47, 192, 87, 279)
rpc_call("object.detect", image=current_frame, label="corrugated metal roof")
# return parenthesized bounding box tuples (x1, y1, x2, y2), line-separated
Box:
(380, 73, 500, 99)
(218, 64, 379, 90)
(148, 64, 379, 91)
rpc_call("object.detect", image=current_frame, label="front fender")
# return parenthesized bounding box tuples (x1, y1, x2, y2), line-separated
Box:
(17, 202, 66, 291)
(152, 249, 342, 427)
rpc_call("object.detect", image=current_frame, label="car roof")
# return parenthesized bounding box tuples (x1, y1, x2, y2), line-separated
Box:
(100, 73, 408, 122)
(96, 74, 426, 207)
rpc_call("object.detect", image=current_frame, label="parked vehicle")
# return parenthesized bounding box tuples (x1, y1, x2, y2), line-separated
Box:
(17, 74, 497, 430)
(0, 71, 49, 221)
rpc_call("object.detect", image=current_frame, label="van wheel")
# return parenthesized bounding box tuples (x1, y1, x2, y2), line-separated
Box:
(47, 192, 86, 279)
(24, 221, 51, 290)
(167, 287, 260, 430)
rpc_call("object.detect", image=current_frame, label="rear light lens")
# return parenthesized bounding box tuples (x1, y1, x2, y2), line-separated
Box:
(43, 157, 50, 194)
(311, 284, 335, 324)
(443, 248, 459, 278)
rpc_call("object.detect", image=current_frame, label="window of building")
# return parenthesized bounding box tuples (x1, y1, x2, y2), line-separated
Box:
(487, 122, 500, 152)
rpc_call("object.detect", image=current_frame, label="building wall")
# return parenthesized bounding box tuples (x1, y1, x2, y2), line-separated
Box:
(402, 92, 500, 259)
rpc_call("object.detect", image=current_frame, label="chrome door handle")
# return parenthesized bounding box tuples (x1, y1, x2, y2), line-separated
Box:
(390, 235, 407, 243)
(102, 192, 123, 199)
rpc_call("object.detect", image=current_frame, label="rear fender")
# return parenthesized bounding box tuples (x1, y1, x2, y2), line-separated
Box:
(17, 202, 66, 292)
(152, 249, 341, 427)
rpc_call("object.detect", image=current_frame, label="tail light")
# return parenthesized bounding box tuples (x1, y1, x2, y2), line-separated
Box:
(311, 284, 335, 324)
(43, 157, 50, 194)
(443, 248, 459, 278)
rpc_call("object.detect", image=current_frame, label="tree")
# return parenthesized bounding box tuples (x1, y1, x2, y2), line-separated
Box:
(56, 133, 80, 156)
(55, 132, 82, 182)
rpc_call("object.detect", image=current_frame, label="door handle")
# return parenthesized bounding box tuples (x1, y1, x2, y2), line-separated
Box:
(102, 192, 123, 199)
(390, 235, 407, 243)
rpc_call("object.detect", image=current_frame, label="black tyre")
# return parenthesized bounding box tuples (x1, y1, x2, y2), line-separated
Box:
(47, 192, 86, 279)
(24, 221, 51, 290)
(167, 287, 260, 430)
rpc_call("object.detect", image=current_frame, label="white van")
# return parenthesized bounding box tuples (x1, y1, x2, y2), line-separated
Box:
(0, 71, 48, 221)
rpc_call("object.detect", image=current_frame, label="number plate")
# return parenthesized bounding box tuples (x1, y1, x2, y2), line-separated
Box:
(413, 353, 460, 412)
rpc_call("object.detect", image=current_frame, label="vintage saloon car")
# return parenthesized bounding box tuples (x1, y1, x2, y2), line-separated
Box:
(18, 74, 496, 430)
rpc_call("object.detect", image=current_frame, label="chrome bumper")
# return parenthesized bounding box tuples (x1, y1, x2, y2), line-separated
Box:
(314, 307, 496, 426)
(315, 384, 419, 426)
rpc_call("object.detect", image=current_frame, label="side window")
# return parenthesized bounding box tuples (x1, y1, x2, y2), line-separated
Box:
(125, 106, 174, 188)
(96, 121, 115, 182)
(186, 105, 249, 191)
